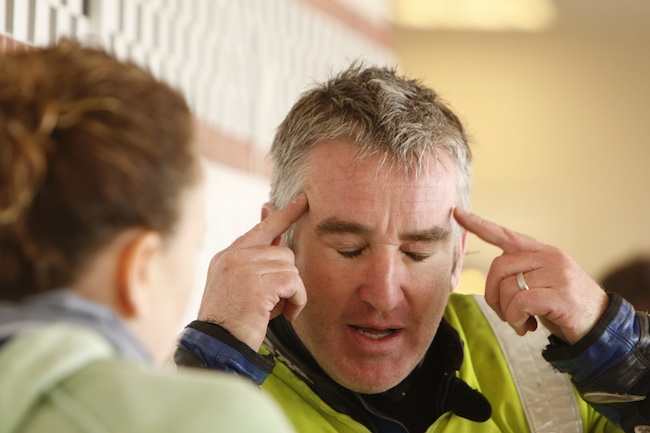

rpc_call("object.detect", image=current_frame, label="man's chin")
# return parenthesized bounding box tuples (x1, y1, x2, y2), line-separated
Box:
(328, 367, 410, 395)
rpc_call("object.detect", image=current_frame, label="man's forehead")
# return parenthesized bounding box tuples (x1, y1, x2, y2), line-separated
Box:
(302, 141, 458, 227)
(304, 143, 458, 192)
(304, 174, 457, 212)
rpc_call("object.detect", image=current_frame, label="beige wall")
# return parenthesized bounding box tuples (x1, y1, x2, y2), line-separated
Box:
(394, 2, 650, 282)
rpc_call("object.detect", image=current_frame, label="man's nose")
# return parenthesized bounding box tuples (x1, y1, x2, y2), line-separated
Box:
(358, 249, 405, 312)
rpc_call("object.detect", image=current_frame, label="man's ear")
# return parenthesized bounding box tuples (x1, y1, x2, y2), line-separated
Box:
(261, 202, 282, 246)
(115, 230, 163, 318)
(450, 229, 468, 290)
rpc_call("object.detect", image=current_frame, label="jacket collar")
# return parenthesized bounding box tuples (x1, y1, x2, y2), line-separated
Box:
(0, 289, 150, 362)
(265, 316, 491, 432)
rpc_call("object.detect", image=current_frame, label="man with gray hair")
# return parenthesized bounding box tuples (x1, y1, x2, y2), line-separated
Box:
(176, 64, 649, 432)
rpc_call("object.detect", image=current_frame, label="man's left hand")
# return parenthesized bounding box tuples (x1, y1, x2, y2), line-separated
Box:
(453, 207, 609, 345)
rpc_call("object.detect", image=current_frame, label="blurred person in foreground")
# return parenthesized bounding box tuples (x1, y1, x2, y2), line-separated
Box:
(0, 40, 294, 433)
(175, 64, 650, 432)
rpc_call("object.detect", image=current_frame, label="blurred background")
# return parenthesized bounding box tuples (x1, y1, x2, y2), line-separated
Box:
(2, 0, 648, 312)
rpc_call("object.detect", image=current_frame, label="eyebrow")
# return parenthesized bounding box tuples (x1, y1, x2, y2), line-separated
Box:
(316, 219, 370, 236)
(402, 227, 451, 243)
(315, 218, 451, 243)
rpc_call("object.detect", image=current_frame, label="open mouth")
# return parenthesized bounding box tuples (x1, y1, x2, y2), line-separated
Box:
(353, 326, 396, 340)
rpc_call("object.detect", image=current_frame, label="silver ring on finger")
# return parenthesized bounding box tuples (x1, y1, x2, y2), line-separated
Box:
(516, 272, 530, 291)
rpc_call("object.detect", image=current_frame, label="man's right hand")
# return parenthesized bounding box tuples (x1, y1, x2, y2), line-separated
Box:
(198, 193, 309, 351)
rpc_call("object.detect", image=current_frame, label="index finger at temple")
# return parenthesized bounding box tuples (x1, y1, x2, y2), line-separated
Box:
(236, 193, 309, 248)
(453, 207, 544, 254)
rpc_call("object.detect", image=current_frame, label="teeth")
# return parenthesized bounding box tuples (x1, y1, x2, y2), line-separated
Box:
(357, 328, 393, 340)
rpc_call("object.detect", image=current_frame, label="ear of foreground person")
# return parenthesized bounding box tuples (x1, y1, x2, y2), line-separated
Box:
(0, 40, 294, 433)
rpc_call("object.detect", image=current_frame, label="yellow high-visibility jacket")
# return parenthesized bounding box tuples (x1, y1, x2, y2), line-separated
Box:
(260, 294, 621, 433)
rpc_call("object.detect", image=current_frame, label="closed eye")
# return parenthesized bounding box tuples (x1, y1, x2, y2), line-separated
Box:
(403, 251, 430, 262)
(337, 248, 364, 258)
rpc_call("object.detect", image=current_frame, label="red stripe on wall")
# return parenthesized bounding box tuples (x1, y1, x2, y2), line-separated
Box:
(0, 34, 30, 53)
(195, 119, 273, 178)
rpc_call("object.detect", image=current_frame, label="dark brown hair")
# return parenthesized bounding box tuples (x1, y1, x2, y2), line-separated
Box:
(0, 40, 198, 300)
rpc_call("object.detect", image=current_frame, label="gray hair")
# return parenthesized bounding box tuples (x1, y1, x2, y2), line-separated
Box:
(269, 63, 472, 247)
